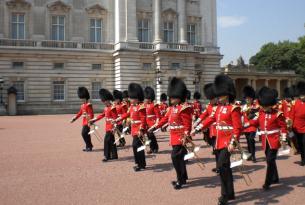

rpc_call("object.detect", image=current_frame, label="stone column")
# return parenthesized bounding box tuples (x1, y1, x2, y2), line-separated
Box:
(252, 79, 257, 90)
(265, 79, 269, 87)
(114, 0, 126, 43)
(287, 79, 292, 87)
(177, 0, 187, 44)
(153, 0, 162, 43)
(276, 79, 281, 98)
(126, 0, 138, 42)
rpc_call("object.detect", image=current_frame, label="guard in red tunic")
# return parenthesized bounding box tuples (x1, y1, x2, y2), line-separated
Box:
(280, 86, 299, 154)
(116, 83, 147, 171)
(90, 89, 118, 162)
(248, 87, 288, 190)
(144, 87, 161, 153)
(241, 85, 259, 162)
(291, 81, 305, 166)
(122, 90, 131, 134)
(150, 77, 192, 190)
(70, 87, 94, 152)
(113, 90, 127, 147)
(159, 93, 168, 117)
(193, 91, 202, 120)
(194, 75, 242, 205)
(193, 83, 218, 172)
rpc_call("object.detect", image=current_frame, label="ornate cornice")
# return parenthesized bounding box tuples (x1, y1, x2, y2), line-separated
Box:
(85, 4, 107, 16)
(47, 1, 71, 13)
(6, 0, 31, 10)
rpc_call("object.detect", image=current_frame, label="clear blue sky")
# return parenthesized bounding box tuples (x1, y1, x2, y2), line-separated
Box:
(217, 0, 305, 66)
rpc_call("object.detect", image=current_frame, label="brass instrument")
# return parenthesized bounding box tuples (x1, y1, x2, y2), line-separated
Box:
(85, 112, 103, 143)
(182, 135, 205, 171)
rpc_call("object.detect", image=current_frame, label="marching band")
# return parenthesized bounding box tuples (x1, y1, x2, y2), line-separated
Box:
(70, 75, 305, 205)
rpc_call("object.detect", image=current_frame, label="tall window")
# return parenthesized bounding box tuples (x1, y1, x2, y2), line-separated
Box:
(53, 81, 65, 101)
(90, 19, 102, 42)
(91, 82, 102, 100)
(138, 19, 150, 42)
(51, 16, 65, 41)
(13, 81, 25, 102)
(12, 13, 25, 39)
(187, 24, 196, 45)
(163, 22, 174, 43)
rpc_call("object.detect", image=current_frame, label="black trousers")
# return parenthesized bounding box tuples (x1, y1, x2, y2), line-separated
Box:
(104, 131, 118, 160)
(132, 137, 146, 168)
(215, 148, 235, 199)
(210, 137, 218, 164)
(296, 132, 305, 163)
(81, 126, 93, 149)
(116, 124, 126, 145)
(147, 132, 159, 151)
(171, 145, 188, 183)
(264, 142, 279, 186)
(245, 132, 256, 158)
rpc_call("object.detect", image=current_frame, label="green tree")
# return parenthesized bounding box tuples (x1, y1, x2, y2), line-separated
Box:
(249, 36, 305, 77)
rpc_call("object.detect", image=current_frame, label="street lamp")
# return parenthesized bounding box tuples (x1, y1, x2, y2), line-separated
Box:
(0, 77, 4, 105)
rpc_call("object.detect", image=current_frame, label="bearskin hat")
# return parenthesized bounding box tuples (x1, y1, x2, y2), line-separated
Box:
(193, 91, 201, 100)
(258, 86, 278, 107)
(144, 86, 155, 101)
(122, 90, 129, 99)
(99, 89, 114, 101)
(297, 81, 305, 96)
(243, 85, 256, 99)
(203, 83, 215, 100)
(160, 93, 167, 101)
(289, 85, 299, 98)
(167, 77, 187, 102)
(128, 83, 144, 102)
(77, 87, 90, 100)
(283, 87, 292, 99)
(186, 90, 191, 100)
(113, 90, 123, 101)
(213, 74, 236, 102)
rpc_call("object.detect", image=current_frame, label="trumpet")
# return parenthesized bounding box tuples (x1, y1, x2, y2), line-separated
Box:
(230, 138, 252, 186)
(182, 135, 205, 171)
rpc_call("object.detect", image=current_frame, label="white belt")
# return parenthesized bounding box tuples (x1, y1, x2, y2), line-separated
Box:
(105, 118, 114, 122)
(169, 125, 184, 130)
(257, 129, 280, 136)
(147, 115, 156, 118)
(131, 120, 141, 124)
(216, 125, 233, 130)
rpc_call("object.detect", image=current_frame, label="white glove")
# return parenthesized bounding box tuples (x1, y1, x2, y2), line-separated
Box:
(280, 133, 287, 142)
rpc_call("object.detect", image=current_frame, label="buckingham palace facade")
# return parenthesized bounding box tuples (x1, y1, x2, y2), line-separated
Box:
(0, 0, 221, 114)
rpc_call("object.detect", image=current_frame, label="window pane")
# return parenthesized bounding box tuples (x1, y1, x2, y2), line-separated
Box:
(18, 15, 24, 23)
(19, 24, 25, 39)
(59, 26, 64, 40)
(13, 81, 25, 101)
(53, 81, 65, 100)
(96, 29, 101, 42)
(59, 16, 65, 25)
(91, 82, 102, 100)
(143, 20, 149, 28)
(12, 23, 17, 39)
(52, 16, 57, 24)
(143, 30, 148, 42)
(90, 28, 95, 42)
(51, 26, 57, 40)
(12, 14, 17, 22)
(90, 19, 95, 27)
(169, 22, 173, 30)
(96, 19, 102, 28)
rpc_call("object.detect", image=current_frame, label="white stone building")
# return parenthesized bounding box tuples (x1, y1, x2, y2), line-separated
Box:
(0, 0, 221, 114)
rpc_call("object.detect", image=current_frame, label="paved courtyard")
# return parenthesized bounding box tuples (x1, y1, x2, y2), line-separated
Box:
(0, 115, 304, 205)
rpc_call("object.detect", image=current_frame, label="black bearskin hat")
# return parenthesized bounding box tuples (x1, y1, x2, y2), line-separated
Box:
(193, 91, 201, 100)
(203, 83, 215, 100)
(243, 85, 256, 99)
(128, 83, 144, 102)
(258, 86, 278, 107)
(122, 90, 129, 98)
(213, 74, 236, 102)
(186, 90, 191, 100)
(144, 86, 155, 101)
(113, 90, 123, 101)
(167, 77, 187, 102)
(77, 87, 90, 100)
(297, 81, 305, 96)
(160, 93, 167, 101)
(289, 85, 299, 98)
(283, 87, 293, 99)
(99, 89, 114, 101)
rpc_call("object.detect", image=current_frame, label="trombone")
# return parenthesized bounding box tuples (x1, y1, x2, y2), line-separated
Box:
(182, 135, 205, 171)
(230, 138, 253, 186)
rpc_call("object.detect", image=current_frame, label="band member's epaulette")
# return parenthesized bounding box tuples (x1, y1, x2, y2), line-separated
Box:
(139, 103, 146, 110)
(232, 103, 241, 111)
(277, 111, 284, 118)
(210, 106, 217, 117)
(87, 102, 92, 107)
(180, 103, 192, 112)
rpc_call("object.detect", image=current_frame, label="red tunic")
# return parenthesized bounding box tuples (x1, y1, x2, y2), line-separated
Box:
(156, 104, 192, 146)
(145, 102, 161, 127)
(249, 109, 287, 150)
(242, 102, 259, 133)
(200, 104, 242, 150)
(75, 102, 94, 126)
(159, 102, 168, 117)
(115, 102, 128, 125)
(291, 99, 305, 133)
(198, 103, 216, 137)
(120, 103, 147, 137)
(193, 100, 202, 119)
(95, 104, 118, 132)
